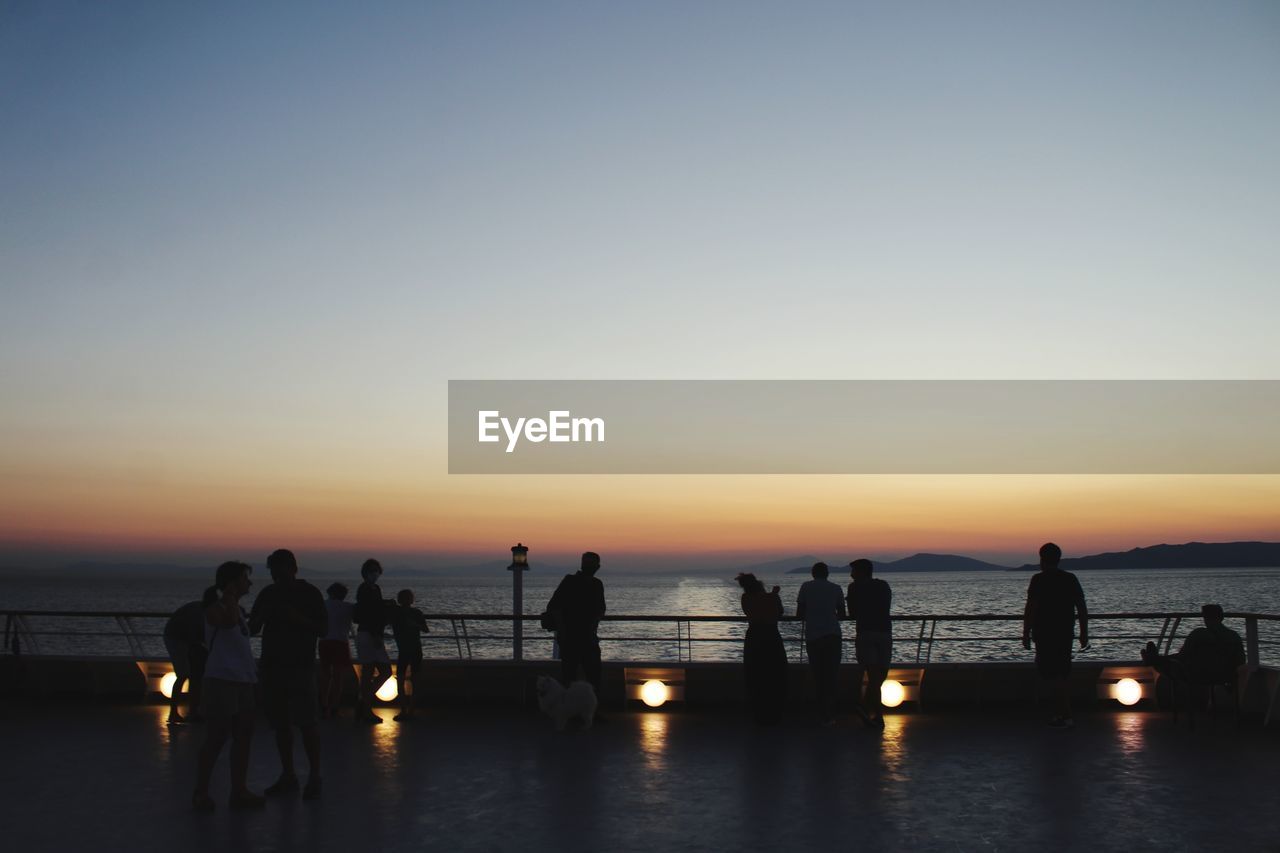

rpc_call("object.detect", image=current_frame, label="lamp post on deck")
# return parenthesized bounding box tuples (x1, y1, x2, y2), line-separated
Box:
(508, 543, 529, 660)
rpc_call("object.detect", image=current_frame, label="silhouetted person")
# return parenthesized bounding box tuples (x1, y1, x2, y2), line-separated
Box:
(797, 562, 846, 725)
(737, 572, 787, 725)
(163, 586, 217, 725)
(249, 548, 327, 800)
(391, 589, 430, 721)
(1022, 542, 1088, 728)
(547, 552, 607, 706)
(1141, 603, 1245, 701)
(193, 561, 263, 812)
(319, 582, 355, 720)
(355, 558, 395, 724)
(847, 559, 891, 728)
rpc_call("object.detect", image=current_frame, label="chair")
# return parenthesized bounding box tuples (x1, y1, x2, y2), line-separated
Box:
(1167, 659, 1240, 729)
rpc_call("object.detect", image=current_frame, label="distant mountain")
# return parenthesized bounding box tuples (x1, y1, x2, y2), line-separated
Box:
(881, 553, 1014, 572)
(783, 553, 1012, 574)
(28, 558, 576, 578)
(735, 555, 825, 576)
(387, 560, 574, 577)
(1013, 541, 1280, 571)
(55, 562, 212, 578)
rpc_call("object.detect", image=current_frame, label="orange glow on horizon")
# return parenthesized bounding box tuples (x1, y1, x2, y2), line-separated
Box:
(2, 472, 1278, 561)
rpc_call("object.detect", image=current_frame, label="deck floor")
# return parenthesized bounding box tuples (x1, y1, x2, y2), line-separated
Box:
(1, 702, 1277, 852)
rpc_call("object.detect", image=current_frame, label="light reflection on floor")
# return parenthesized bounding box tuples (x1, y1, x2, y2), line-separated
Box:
(637, 711, 669, 773)
(1110, 710, 1147, 756)
(876, 713, 910, 785)
(369, 709, 400, 766)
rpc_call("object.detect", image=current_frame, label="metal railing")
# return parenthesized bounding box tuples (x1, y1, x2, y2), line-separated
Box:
(3, 610, 1276, 665)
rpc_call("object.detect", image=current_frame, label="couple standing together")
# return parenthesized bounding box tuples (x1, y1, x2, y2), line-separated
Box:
(738, 559, 891, 727)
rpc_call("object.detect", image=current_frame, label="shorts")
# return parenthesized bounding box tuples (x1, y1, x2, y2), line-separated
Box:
(260, 664, 319, 729)
(188, 645, 208, 682)
(356, 631, 392, 666)
(319, 639, 352, 667)
(855, 631, 893, 670)
(397, 649, 424, 673)
(201, 677, 256, 718)
(1034, 635, 1073, 679)
(164, 635, 190, 674)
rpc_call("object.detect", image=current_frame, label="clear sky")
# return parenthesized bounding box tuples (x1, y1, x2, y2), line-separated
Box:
(2, 2, 1279, 569)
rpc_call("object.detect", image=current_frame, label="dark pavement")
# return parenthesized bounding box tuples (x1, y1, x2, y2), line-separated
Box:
(1, 702, 1277, 852)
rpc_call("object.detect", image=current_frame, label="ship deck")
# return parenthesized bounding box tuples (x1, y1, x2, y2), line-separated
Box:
(2, 701, 1277, 852)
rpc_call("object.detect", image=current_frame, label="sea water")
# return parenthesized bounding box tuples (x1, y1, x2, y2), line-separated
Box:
(2, 567, 1278, 664)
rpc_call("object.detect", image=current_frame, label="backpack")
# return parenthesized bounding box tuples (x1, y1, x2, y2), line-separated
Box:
(541, 574, 576, 632)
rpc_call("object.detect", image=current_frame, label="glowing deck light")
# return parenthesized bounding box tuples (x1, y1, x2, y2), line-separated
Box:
(376, 677, 398, 702)
(1115, 678, 1142, 706)
(640, 680, 669, 708)
(881, 679, 906, 708)
(160, 672, 185, 699)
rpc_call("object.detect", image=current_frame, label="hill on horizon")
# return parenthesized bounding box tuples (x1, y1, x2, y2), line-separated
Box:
(1014, 541, 1280, 571)
(783, 553, 1013, 574)
(3, 540, 1278, 579)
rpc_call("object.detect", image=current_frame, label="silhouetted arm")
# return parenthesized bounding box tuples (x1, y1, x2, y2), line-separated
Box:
(304, 586, 328, 636)
(1022, 579, 1035, 650)
(796, 586, 807, 620)
(1230, 634, 1246, 667)
(247, 588, 267, 635)
(1075, 578, 1089, 648)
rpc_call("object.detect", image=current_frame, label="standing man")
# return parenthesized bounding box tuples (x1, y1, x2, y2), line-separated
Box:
(249, 548, 328, 799)
(546, 552, 607, 708)
(797, 562, 846, 725)
(1022, 542, 1088, 729)
(847, 558, 892, 728)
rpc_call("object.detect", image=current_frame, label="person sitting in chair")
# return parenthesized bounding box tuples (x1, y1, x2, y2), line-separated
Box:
(1141, 603, 1245, 686)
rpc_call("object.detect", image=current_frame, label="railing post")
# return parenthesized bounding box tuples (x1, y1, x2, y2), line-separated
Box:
(513, 566, 524, 661)
(1245, 616, 1260, 666)
(15, 614, 32, 655)
(507, 544, 529, 662)
(450, 619, 463, 659)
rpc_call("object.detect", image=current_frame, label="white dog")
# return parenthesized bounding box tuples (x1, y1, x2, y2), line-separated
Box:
(536, 675, 598, 731)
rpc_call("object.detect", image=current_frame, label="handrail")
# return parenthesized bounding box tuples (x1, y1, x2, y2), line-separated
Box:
(2, 610, 1274, 664)
(4, 610, 1278, 621)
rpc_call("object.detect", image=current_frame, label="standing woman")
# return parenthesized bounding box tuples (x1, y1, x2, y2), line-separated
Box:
(354, 559, 395, 724)
(737, 573, 788, 725)
(193, 561, 264, 811)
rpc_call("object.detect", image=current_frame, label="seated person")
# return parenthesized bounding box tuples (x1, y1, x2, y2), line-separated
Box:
(1141, 603, 1246, 685)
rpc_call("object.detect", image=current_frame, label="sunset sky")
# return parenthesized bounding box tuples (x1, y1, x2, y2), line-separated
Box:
(3, 2, 1279, 570)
